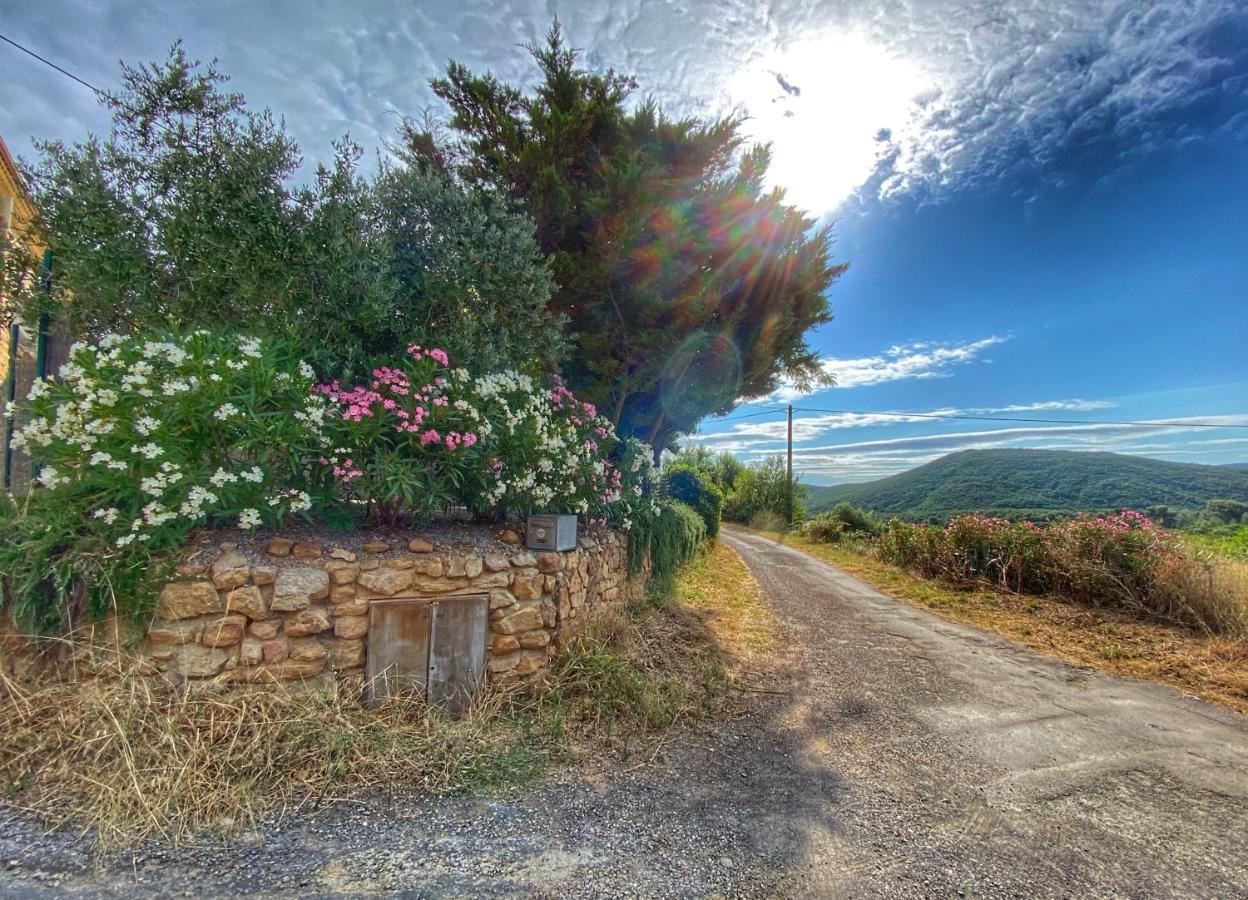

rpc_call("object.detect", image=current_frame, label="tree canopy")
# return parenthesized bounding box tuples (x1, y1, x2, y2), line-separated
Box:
(10, 44, 564, 377)
(414, 25, 845, 452)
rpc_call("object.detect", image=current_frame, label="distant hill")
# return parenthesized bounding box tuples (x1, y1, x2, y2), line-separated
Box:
(1224, 462, 1248, 470)
(806, 449, 1248, 521)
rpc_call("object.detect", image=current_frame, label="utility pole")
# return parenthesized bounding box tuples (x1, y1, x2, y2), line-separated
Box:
(786, 404, 794, 528)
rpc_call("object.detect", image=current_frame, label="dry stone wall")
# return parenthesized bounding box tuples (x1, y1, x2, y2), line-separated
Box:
(140, 526, 631, 690)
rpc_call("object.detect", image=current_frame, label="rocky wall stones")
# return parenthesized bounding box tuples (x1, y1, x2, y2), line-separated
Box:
(141, 526, 634, 693)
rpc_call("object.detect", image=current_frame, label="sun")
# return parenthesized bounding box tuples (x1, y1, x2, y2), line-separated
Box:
(728, 32, 930, 214)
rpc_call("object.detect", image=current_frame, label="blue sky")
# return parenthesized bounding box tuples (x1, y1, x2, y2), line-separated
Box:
(2, 0, 1246, 483)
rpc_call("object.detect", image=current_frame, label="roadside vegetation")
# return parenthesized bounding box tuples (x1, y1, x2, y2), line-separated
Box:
(745, 499, 1248, 713)
(0, 539, 767, 847)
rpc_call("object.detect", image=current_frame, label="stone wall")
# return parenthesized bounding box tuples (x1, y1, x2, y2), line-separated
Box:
(140, 525, 631, 690)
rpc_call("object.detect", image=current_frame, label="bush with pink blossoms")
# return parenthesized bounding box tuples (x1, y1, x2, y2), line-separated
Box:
(315, 347, 659, 527)
(873, 511, 1241, 629)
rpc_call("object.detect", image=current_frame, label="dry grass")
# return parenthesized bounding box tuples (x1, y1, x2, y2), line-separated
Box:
(0, 667, 543, 848)
(752, 529, 1248, 716)
(0, 542, 770, 848)
(544, 541, 773, 746)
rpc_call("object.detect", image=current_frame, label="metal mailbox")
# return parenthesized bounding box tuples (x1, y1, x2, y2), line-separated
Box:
(526, 513, 578, 551)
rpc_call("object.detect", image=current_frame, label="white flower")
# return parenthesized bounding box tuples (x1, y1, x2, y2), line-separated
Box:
(209, 468, 239, 487)
(135, 416, 160, 436)
(241, 465, 264, 483)
(238, 336, 263, 358)
(226, 359, 246, 370)
(215, 403, 241, 420)
(132, 442, 163, 459)
(36, 467, 67, 489)
(26, 378, 49, 402)
(89, 451, 114, 467)
(93, 507, 120, 525)
(298, 361, 315, 380)
(115, 533, 136, 548)
(237, 508, 262, 530)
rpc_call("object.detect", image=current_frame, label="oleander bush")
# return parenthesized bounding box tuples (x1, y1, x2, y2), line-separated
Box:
(0, 332, 328, 631)
(0, 331, 662, 633)
(876, 511, 1247, 635)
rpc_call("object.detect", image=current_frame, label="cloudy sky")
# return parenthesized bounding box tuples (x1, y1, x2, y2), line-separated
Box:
(3, 0, 1246, 483)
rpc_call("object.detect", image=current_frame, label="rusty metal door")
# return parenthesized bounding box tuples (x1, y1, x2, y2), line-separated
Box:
(366, 597, 432, 703)
(428, 593, 488, 712)
(366, 593, 487, 710)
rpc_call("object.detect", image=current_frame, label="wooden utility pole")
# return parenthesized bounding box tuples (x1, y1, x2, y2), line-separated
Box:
(786, 404, 794, 527)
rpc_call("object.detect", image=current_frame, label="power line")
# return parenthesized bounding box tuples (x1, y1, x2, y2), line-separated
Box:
(0, 32, 106, 96)
(791, 407, 1248, 430)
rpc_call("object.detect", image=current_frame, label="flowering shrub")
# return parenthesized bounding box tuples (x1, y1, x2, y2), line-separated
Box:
(0, 332, 328, 630)
(874, 511, 1219, 625)
(317, 348, 660, 526)
(1, 332, 665, 632)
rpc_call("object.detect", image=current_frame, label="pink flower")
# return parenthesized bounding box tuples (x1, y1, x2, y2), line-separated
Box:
(420, 429, 441, 446)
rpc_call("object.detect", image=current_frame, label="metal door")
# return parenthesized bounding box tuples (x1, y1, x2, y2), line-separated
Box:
(428, 593, 489, 712)
(366, 593, 487, 710)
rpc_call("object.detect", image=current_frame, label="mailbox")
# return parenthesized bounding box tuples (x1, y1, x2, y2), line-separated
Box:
(527, 514, 577, 551)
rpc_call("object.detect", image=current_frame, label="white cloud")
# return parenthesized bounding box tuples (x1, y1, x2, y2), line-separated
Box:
(3, 1, 1243, 211)
(772, 335, 1009, 400)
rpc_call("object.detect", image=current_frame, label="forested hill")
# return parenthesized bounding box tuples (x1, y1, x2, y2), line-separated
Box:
(806, 449, 1248, 521)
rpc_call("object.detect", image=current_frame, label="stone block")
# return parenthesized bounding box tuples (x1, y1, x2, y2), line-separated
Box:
(334, 615, 368, 639)
(487, 651, 521, 673)
(537, 552, 563, 574)
(208, 552, 249, 590)
(287, 637, 326, 661)
(224, 657, 325, 683)
(517, 629, 550, 649)
(171, 643, 232, 678)
(266, 537, 294, 557)
(386, 557, 416, 570)
(201, 614, 247, 648)
(158, 581, 223, 620)
(512, 574, 542, 601)
(240, 639, 263, 666)
(323, 637, 365, 670)
(415, 557, 444, 577)
(495, 604, 543, 635)
(291, 540, 322, 559)
(489, 589, 517, 610)
(262, 637, 288, 663)
(283, 608, 332, 637)
(492, 634, 520, 653)
(251, 565, 277, 586)
(514, 650, 547, 677)
(362, 539, 391, 554)
(357, 567, 412, 596)
(471, 571, 511, 589)
(329, 548, 357, 562)
(509, 551, 537, 567)
(147, 618, 204, 645)
(407, 538, 434, 553)
(483, 554, 510, 573)
(331, 597, 369, 617)
(326, 561, 360, 585)
(464, 556, 484, 578)
(249, 619, 281, 641)
(225, 585, 267, 620)
(272, 568, 330, 612)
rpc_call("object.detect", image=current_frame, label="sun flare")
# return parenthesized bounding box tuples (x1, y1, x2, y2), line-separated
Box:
(728, 33, 930, 213)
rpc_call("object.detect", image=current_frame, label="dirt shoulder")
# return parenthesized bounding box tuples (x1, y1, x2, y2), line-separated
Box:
(749, 527, 1248, 715)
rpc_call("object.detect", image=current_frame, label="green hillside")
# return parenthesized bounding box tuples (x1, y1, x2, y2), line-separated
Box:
(806, 449, 1248, 521)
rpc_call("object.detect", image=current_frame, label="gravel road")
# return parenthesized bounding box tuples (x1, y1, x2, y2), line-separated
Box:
(3, 529, 1247, 897)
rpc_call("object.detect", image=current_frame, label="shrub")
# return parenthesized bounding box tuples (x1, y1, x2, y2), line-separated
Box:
(722, 455, 806, 524)
(317, 353, 640, 525)
(0, 332, 328, 631)
(628, 500, 706, 584)
(876, 511, 1246, 635)
(1, 332, 664, 632)
(662, 465, 723, 538)
(801, 502, 880, 543)
(800, 515, 845, 543)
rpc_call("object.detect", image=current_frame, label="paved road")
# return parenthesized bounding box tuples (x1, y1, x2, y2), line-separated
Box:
(3, 531, 1247, 897)
(720, 527, 1248, 896)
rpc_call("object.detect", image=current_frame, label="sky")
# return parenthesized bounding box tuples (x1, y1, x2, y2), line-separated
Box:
(2, 0, 1246, 484)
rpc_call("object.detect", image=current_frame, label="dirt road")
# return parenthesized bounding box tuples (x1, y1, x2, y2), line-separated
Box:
(3, 530, 1247, 897)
